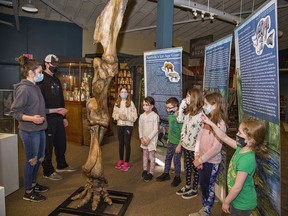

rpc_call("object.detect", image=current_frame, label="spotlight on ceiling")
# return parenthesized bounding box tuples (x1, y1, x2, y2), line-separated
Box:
(22, 0, 38, 13)
(210, 13, 214, 20)
(193, 10, 198, 17)
(201, 11, 205, 19)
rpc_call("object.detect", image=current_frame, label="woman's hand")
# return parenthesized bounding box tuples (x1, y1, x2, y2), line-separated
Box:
(32, 115, 45, 124)
(119, 114, 126, 120)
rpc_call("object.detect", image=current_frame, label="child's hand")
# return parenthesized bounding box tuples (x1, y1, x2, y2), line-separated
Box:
(193, 158, 201, 168)
(201, 113, 213, 125)
(175, 144, 181, 153)
(144, 137, 150, 145)
(119, 114, 126, 120)
(32, 115, 45, 124)
(222, 201, 231, 214)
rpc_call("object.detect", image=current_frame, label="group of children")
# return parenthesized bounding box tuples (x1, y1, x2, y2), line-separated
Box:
(112, 86, 267, 216)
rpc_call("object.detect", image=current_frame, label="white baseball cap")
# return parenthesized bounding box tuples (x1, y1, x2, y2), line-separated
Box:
(45, 54, 59, 65)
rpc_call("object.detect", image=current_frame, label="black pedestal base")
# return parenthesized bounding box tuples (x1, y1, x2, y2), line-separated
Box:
(49, 187, 133, 216)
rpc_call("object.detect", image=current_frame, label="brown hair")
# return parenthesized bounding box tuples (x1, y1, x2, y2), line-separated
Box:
(166, 97, 179, 107)
(17, 55, 40, 78)
(115, 87, 132, 108)
(143, 96, 158, 114)
(205, 92, 228, 125)
(184, 89, 203, 116)
(241, 119, 267, 156)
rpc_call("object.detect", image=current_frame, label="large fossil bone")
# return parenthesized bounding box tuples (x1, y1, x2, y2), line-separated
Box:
(71, 0, 128, 211)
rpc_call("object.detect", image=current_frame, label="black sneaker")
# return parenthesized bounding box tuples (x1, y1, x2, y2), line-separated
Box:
(171, 176, 181, 187)
(176, 186, 192, 195)
(182, 189, 198, 199)
(23, 190, 46, 202)
(34, 183, 49, 193)
(142, 170, 148, 179)
(156, 173, 171, 181)
(144, 173, 153, 182)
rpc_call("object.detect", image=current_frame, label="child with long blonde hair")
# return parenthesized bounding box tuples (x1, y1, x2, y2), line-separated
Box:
(176, 89, 203, 199)
(112, 87, 137, 171)
(191, 92, 228, 216)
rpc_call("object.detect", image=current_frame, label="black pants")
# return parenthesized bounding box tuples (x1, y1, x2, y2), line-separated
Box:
(117, 125, 133, 162)
(42, 116, 68, 176)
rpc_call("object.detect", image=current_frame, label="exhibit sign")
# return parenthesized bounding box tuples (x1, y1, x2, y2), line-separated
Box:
(190, 35, 213, 58)
(234, 1, 279, 124)
(203, 34, 233, 100)
(234, 0, 280, 215)
(203, 35, 233, 202)
(144, 47, 183, 120)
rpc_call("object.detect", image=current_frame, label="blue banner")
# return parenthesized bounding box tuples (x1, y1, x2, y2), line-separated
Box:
(203, 35, 233, 101)
(234, 0, 280, 215)
(234, 0, 279, 124)
(144, 47, 183, 120)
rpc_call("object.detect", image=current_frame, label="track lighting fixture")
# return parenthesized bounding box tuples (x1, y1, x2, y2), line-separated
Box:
(210, 13, 214, 20)
(22, 0, 38, 13)
(201, 11, 205, 19)
(193, 10, 198, 17)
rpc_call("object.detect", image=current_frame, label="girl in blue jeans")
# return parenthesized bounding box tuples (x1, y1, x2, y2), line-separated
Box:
(10, 56, 67, 202)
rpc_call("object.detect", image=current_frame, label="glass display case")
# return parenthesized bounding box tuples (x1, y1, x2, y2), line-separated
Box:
(58, 62, 93, 145)
(58, 62, 93, 102)
(0, 90, 15, 134)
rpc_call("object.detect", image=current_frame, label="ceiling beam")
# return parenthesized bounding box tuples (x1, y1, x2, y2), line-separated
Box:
(122, 17, 210, 33)
(11, 0, 20, 31)
(174, 0, 242, 25)
(40, 0, 87, 30)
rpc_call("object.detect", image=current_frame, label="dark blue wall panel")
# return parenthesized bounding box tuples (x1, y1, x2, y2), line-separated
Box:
(0, 13, 82, 89)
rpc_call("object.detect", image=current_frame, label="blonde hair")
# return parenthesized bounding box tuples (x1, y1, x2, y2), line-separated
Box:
(205, 92, 228, 125)
(115, 87, 132, 108)
(241, 119, 267, 156)
(185, 89, 203, 116)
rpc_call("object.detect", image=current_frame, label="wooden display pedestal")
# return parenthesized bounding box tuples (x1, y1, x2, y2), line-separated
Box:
(49, 187, 133, 216)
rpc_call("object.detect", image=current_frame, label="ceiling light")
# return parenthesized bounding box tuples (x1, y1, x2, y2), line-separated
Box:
(210, 13, 214, 20)
(193, 10, 198, 17)
(22, 0, 38, 13)
(201, 11, 205, 19)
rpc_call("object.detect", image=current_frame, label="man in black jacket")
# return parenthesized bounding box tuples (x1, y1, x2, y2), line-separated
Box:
(38, 54, 75, 180)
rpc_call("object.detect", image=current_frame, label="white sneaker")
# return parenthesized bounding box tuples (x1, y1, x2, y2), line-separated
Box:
(56, 166, 76, 173)
(43, 172, 63, 180)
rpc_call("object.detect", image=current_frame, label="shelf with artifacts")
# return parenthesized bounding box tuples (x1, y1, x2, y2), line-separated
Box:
(58, 62, 93, 145)
(108, 62, 133, 106)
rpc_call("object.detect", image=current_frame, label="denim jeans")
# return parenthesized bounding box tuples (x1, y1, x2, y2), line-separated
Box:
(19, 130, 46, 190)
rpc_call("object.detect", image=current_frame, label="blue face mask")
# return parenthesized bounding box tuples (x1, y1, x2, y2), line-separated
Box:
(34, 73, 44, 83)
(120, 93, 128, 99)
(236, 135, 247, 147)
(167, 110, 175, 115)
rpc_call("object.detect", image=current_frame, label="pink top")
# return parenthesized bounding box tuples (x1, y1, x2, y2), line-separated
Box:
(195, 120, 226, 164)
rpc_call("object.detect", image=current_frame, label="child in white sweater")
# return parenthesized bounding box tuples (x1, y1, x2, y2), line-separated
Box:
(138, 96, 159, 182)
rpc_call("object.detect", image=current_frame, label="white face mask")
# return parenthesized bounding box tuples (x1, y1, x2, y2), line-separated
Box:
(203, 104, 213, 115)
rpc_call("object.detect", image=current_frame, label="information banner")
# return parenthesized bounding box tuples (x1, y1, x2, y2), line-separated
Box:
(144, 47, 182, 120)
(203, 34, 233, 100)
(234, 0, 280, 215)
(234, 1, 279, 124)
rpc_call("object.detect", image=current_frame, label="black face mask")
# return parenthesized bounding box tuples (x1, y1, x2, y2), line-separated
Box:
(236, 135, 247, 147)
(49, 66, 58, 73)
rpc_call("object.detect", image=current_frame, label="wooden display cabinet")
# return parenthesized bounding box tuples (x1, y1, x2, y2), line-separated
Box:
(108, 63, 133, 106)
(58, 62, 93, 145)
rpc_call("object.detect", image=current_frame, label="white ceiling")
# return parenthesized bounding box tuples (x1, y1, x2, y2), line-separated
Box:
(0, 0, 288, 50)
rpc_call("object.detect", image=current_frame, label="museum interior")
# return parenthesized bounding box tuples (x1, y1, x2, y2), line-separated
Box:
(0, 0, 288, 215)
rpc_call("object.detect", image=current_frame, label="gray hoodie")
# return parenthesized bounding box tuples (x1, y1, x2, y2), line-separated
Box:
(10, 79, 47, 132)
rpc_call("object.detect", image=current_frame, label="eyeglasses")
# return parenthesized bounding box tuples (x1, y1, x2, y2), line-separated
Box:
(166, 106, 175, 110)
